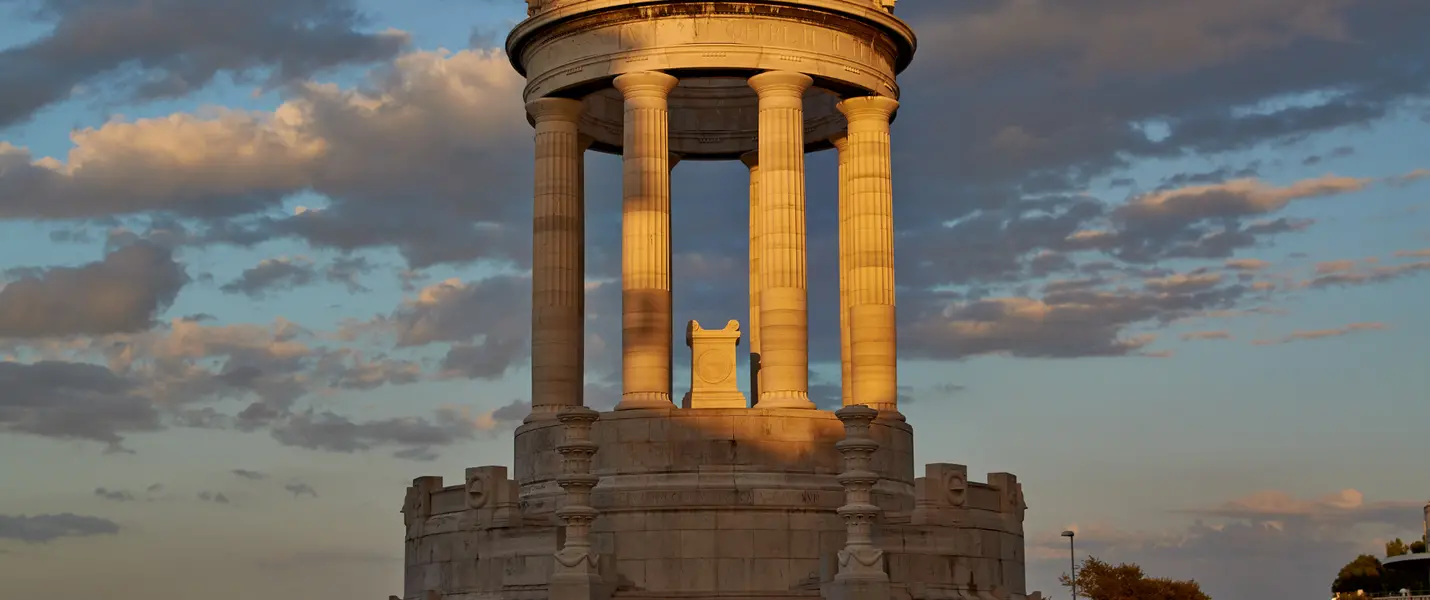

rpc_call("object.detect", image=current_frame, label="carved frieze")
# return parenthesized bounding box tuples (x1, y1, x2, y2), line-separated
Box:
(511, 4, 911, 104)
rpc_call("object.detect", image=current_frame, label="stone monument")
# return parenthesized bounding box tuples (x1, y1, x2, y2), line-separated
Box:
(396, 1, 1039, 599)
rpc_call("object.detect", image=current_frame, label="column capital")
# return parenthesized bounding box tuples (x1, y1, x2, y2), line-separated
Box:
(836, 96, 900, 123)
(614, 71, 679, 100)
(527, 97, 585, 123)
(830, 133, 849, 153)
(739, 150, 759, 170)
(748, 71, 813, 100)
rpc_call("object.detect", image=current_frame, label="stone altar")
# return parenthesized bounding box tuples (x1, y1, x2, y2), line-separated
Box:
(397, 1, 1039, 599)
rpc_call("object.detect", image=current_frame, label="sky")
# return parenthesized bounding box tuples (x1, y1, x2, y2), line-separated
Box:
(0, 0, 1428, 598)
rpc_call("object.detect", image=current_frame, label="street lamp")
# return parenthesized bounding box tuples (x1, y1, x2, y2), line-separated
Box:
(1061, 530, 1077, 600)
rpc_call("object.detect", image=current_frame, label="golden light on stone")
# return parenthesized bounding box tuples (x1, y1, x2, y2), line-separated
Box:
(396, 2, 1040, 599)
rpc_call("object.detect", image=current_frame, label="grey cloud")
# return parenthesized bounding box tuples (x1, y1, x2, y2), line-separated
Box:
(0, 242, 187, 338)
(268, 408, 478, 460)
(93, 487, 134, 502)
(0, 360, 160, 449)
(284, 482, 318, 498)
(343, 275, 530, 379)
(218, 255, 375, 298)
(219, 257, 316, 298)
(197, 491, 230, 504)
(231, 469, 266, 481)
(0, 0, 408, 128)
(0, 513, 120, 543)
(900, 275, 1247, 360)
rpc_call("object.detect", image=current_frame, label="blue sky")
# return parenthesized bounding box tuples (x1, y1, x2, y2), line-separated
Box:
(1, 1, 1429, 599)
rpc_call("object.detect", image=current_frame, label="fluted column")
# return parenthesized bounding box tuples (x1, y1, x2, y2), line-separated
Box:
(748, 71, 815, 410)
(614, 71, 679, 411)
(837, 96, 901, 418)
(527, 97, 588, 422)
(741, 150, 762, 401)
(831, 134, 854, 408)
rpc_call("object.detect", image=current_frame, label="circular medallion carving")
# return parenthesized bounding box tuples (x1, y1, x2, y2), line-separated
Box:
(466, 474, 489, 509)
(695, 349, 734, 384)
(943, 470, 968, 507)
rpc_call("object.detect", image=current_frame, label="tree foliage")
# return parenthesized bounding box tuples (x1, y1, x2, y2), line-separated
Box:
(1332, 554, 1384, 594)
(1058, 556, 1211, 600)
(1388, 538, 1410, 557)
(1412, 540, 1427, 554)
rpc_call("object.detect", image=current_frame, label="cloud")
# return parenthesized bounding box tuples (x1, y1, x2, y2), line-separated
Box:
(197, 491, 230, 504)
(1303, 258, 1430, 288)
(0, 0, 408, 127)
(0, 513, 120, 543)
(0, 243, 187, 338)
(219, 257, 316, 298)
(1225, 259, 1271, 271)
(1180, 489, 1418, 525)
(0, 49, 530, 269)
(900, 270, 1246, 359)
(218, 255, 374, 297)
(344, 275, 530, 379)
(267, 407, 483, 460)
(231, 469, 266, 481)
(1252, 322, 1388, 345)
(1181, 330, 1233, 341)
(92, 487, 134, 502)
(284, 482, 318, 498)
(1028, 489, 1426, 600)
(0, 360, 160, 449)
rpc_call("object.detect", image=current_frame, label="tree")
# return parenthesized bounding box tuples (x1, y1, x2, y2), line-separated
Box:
(1058, 556, 1212, 600)
(1387, 538, 1410, 557)
(1412, 540, 1427, 554)
(1332, 554, 1384, 595)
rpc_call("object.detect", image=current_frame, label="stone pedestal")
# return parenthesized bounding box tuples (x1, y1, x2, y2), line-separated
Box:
(681, 320, 748, 409)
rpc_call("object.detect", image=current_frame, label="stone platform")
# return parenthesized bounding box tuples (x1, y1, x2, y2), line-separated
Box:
(399, 406, 1031, 600)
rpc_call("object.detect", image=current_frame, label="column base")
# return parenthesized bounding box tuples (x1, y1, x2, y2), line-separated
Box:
(757, 391, 817, 410)
(522, 404, 563, 424)
(615, 392, 673, 411)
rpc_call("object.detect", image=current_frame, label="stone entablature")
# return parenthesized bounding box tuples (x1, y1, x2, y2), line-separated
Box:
(506, 0, 916, 158)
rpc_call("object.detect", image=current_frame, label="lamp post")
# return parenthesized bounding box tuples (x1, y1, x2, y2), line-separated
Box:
(1061, 530, 1077, 600)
